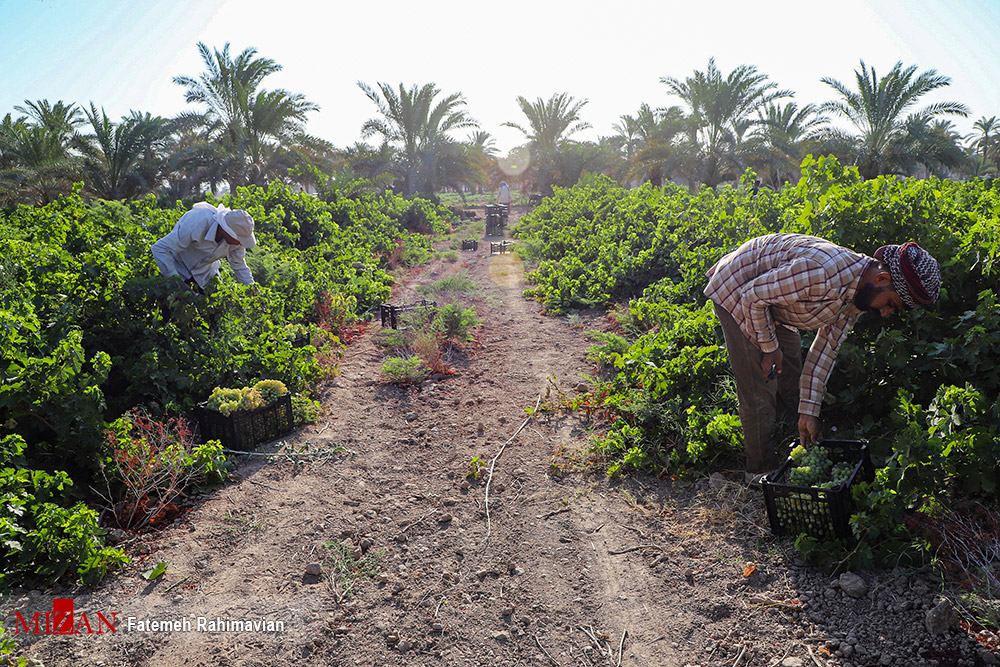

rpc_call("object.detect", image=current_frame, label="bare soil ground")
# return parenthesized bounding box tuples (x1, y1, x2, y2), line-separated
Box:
(5, 206, 997, 667)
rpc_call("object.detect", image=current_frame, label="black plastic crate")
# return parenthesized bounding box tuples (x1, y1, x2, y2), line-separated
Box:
(761, 440, 875, 542)
(485, 214, 505, 236)
(379, 300, 437, 329)
(490, 240, 513, 255)
(485, 204, 508, 220)
(461, 239, 478, 251)
(196, 393, 294, 451)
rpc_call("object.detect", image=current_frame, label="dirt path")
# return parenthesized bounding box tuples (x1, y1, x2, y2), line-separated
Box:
(6, 207, 995, 667)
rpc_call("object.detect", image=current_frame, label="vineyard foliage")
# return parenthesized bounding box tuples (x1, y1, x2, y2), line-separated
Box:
(513, 158, 1000, 562)
(0, 181, 453, 587)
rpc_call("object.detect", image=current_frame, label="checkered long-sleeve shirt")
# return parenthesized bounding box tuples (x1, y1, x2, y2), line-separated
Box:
(704, 234, 870, 417)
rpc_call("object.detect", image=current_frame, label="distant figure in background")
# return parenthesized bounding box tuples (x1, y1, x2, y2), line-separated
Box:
(151, 202, 257, 293)
(498, 181, 512, 210)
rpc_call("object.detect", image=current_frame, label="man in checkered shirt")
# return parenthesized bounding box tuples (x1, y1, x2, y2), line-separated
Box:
(704, 233, 941, 485)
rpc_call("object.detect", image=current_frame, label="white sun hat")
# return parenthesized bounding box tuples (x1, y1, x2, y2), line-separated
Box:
(219, 210, 258, 248)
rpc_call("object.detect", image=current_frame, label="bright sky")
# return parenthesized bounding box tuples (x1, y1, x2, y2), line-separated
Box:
(2, 0, 1000, 156)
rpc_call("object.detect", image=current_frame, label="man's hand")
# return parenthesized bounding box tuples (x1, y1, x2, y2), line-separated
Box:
(798, 414, 822, 446)
(761, 348, 783, 380)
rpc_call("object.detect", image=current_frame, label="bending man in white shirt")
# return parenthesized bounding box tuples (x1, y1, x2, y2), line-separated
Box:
(151, 202, 257, 292)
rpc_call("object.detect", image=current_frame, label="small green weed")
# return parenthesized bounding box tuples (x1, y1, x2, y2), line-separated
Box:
(416, 271, 479, 299)
(325, 540, 385, 602)
(382, 356, 429, 384)
(0, 626, 26, 667)
(467, 456, 486, 480)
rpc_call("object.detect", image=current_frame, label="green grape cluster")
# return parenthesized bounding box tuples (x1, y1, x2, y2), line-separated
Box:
(206, 386, 264, 415)
(206, 387, 242, 416)
(786, 446, 855, 489)
(788, 447, 833, 486)
(788, 445, 854, 489)
(253, 379, 288, 404)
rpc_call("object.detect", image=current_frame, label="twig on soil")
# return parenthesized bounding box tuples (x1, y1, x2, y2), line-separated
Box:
(485, 395, 540, 542)
(616, 629, 628, 667)
(221, 444, 356, 460)
(746, 595, 801, 611)
(248, 479, 281, 491)
(163, 575, 190, 593)
(707, 629, 734, 663)
(398, 509, 439, 535)
(534, 635, 559, 666)
(537, 507, 570, 520)
(578, 626, 607, 656)
(608, 544, 659, 556)
(767, 643, 794, 667)
(731, 644, 747, 666)
(803, 644, 826, 667)
(622, 524, 648, 540)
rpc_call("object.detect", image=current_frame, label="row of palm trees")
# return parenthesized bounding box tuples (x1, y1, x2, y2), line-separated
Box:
(3, 46, 999, 207)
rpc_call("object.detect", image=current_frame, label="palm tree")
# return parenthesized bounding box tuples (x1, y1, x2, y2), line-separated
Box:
(173, 42, 319, 189)
(614, 104, 690, 187)
(745, 102, 829, 187)
(160, 111, 229, 199)
(969, 116, 1000, 176)
(820, 59, 969, 179)
(503, 93, 591, 194)
(340, 141, 398, 191)
(468, 130, 498, 158)
(892, 117, 967, 178)
(0, 113, 81, 204)
(240, 89, 322, 186)
(358, 81, 478, 196)
(13, 99, 83, 152)
(78, 104, 168, 200)
(662, 58, 791, 187)
(553, 140, 617, 186)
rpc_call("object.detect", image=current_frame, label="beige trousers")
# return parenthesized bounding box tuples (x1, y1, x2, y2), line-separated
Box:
(712, 303, 802, 473)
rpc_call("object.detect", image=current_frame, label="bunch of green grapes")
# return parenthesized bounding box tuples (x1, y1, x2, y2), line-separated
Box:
(206, 386, 265, 415)
(788, 446, 833, 486)
(236, 387, 264, 412)
(786, 446, 855, 488)
(253, 379, 288, 405)
(207, 387, 243, 416)
(821, 462, 854, 489)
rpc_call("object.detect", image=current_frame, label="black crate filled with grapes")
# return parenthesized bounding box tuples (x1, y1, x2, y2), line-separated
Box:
(195, 380, 294, 451)
(761, 440, 875, 542)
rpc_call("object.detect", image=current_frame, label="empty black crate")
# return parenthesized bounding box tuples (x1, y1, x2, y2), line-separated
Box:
(486, 213, 504, 236)
(461, 239, 478, 251)
(196, 393, 294, 451)
(761, 440, 875, 542)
